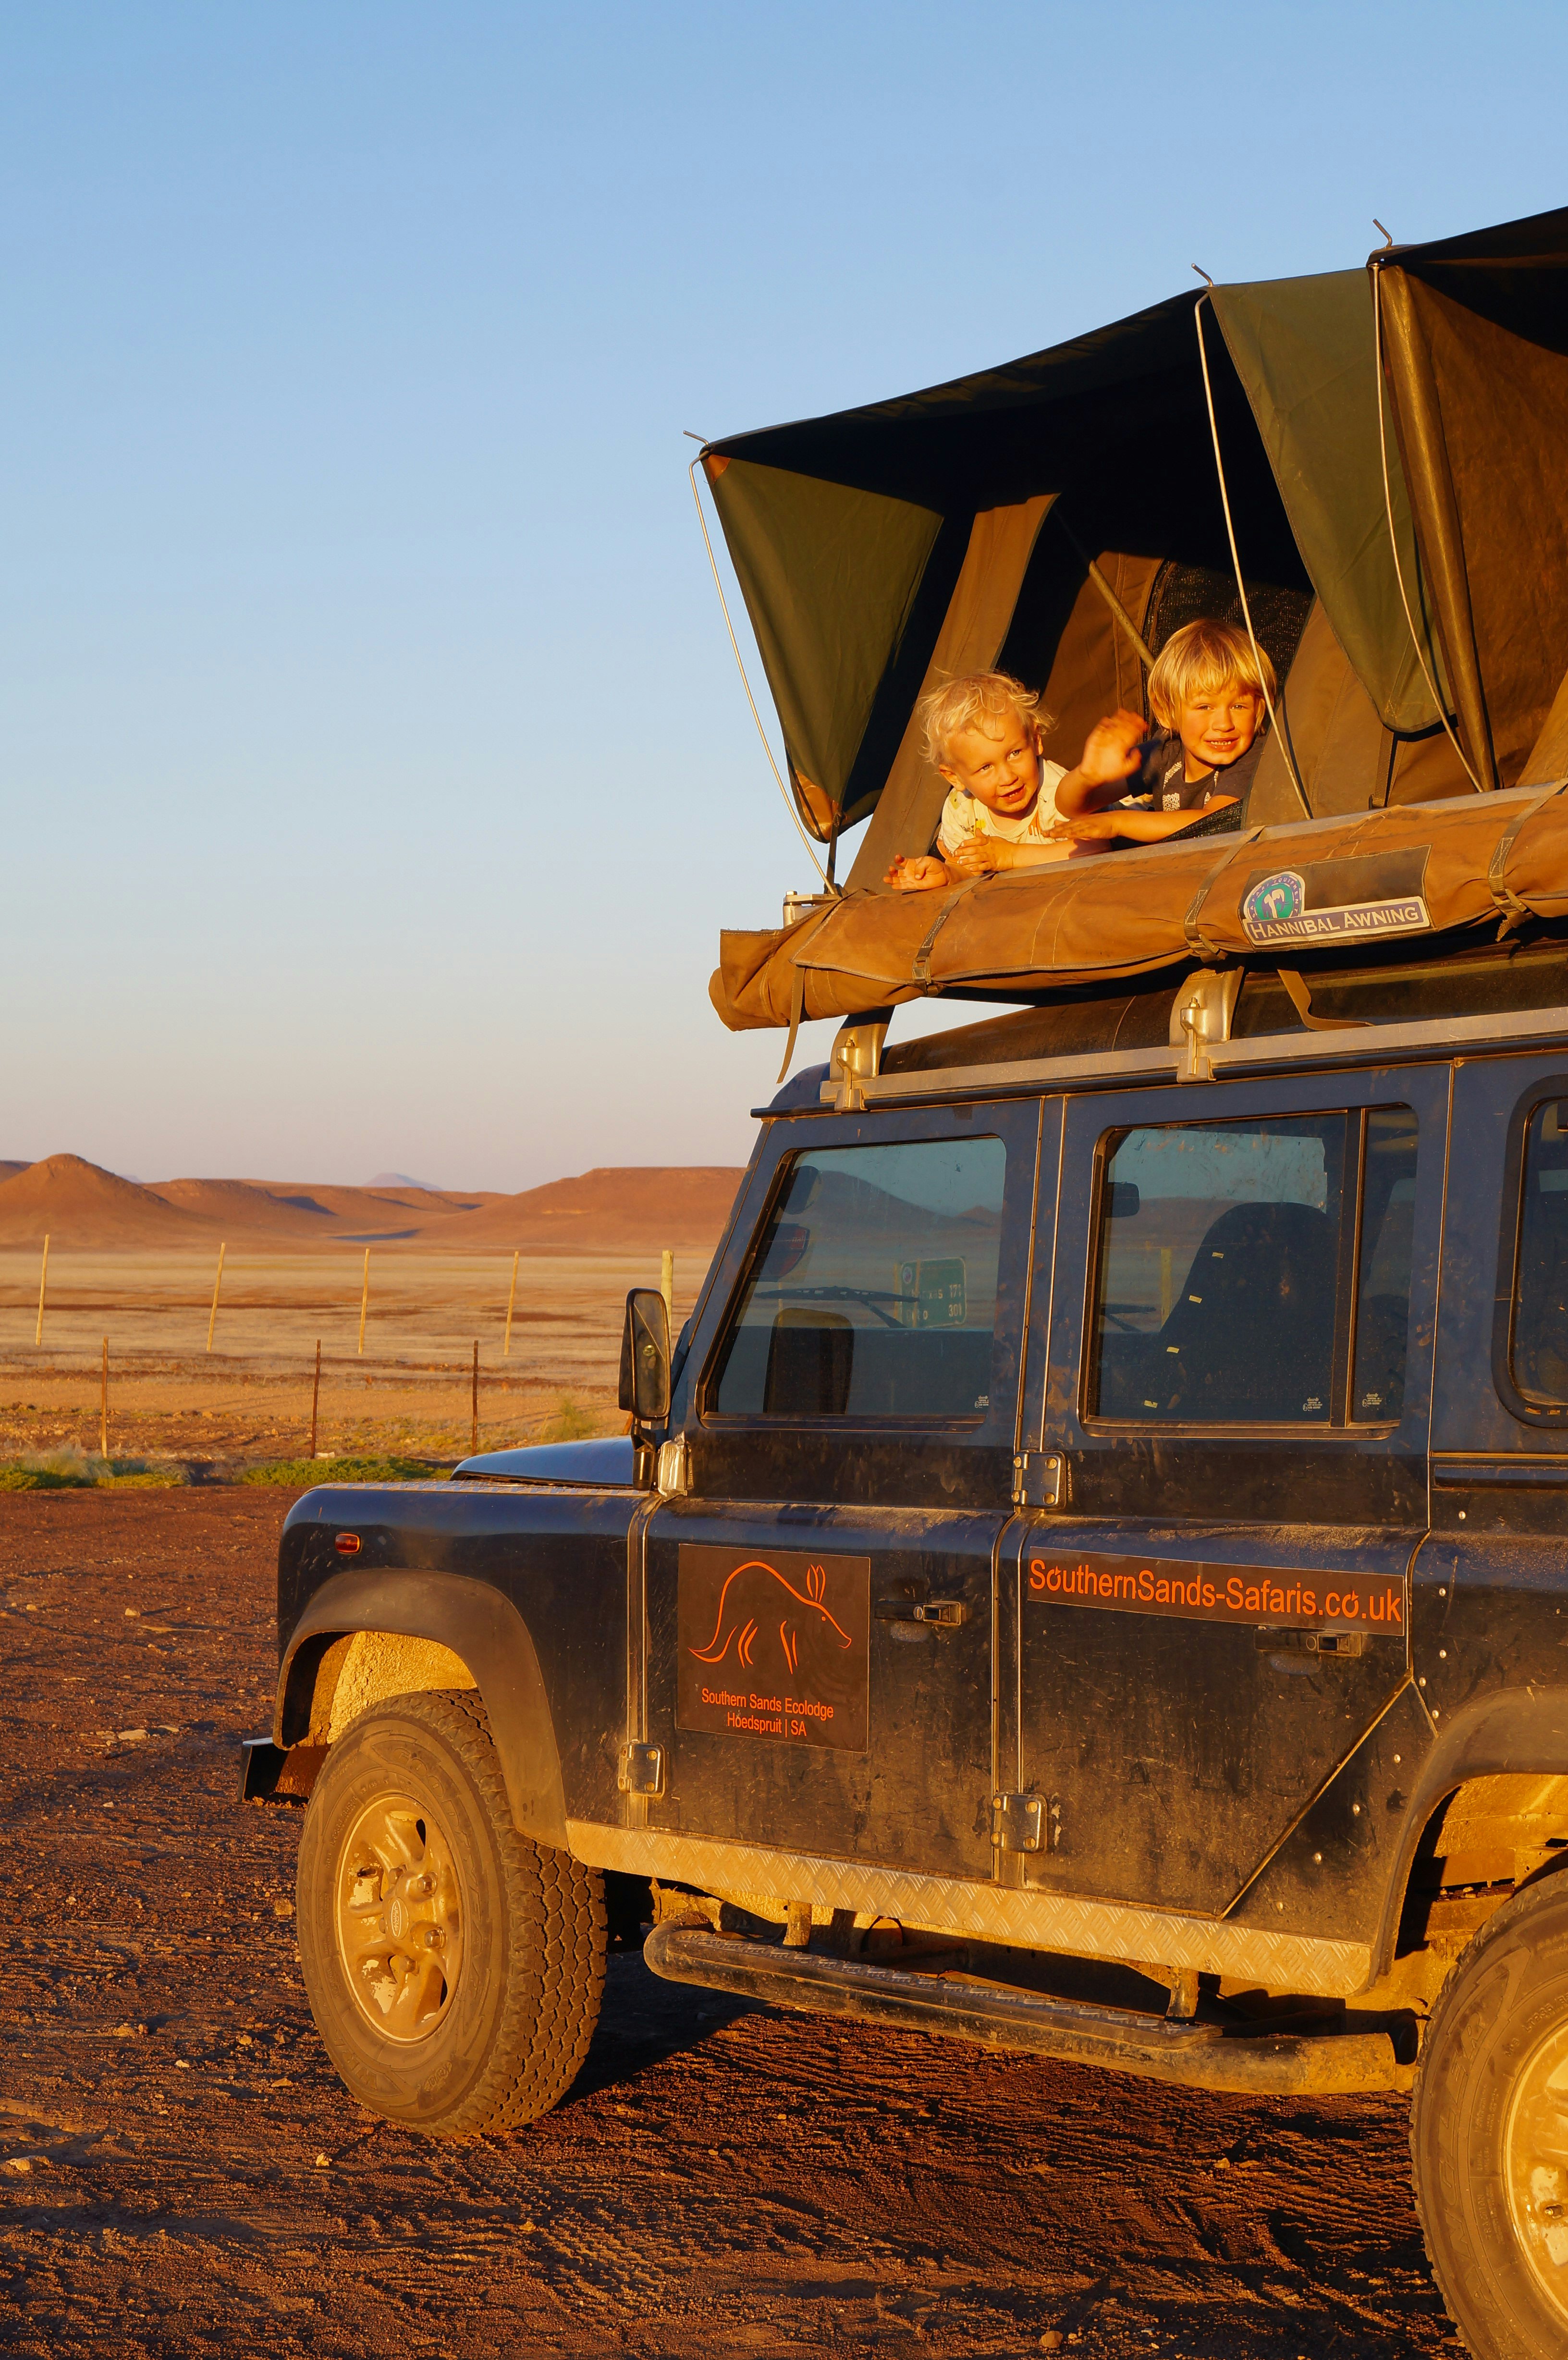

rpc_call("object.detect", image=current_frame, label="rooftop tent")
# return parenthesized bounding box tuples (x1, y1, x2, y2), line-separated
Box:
(1372, 205, 1568, 789)
(702, 265, 1441, 884)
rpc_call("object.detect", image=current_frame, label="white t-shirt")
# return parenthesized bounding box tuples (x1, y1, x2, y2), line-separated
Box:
(937, 761, 1070, 861)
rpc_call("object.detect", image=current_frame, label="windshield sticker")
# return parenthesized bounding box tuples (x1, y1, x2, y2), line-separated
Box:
(678, 1544, 870, 1749)
(1027, 1550, 1403, 1634)
(1239, 847, 1432, 947)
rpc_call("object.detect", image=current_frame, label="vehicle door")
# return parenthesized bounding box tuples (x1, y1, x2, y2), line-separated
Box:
(1013, 1062, 1447, 1917)
(640, 1096, 1047, 1883)
(1418, 1054, 1568, 1736)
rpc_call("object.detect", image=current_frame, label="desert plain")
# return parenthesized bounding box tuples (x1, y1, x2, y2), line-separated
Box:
(0, 1155, 743, 1469)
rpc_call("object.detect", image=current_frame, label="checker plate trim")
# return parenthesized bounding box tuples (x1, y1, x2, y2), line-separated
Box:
(566, 1821, 1370, 1995)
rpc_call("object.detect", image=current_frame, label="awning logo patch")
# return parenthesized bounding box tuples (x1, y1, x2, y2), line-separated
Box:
(1239, 847, 1433, 947)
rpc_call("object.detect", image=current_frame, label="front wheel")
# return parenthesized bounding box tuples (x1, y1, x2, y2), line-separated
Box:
(1412, 1868, 1568, 2358)
(295, 1689, 604, 2136)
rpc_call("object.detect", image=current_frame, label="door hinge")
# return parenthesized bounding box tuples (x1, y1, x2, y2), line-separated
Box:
(1012, 1451, 1064, 1508)
(619, 1742, 664, 1796)
(990, 1792, 1044, 1853)
(990, 1792, 1063, 1854)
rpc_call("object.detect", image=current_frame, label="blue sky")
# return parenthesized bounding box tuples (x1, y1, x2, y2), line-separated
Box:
(4, 1, 1565, 1189)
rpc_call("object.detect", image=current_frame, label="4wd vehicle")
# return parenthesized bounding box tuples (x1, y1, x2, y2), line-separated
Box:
(247, 206, 1568, 2360)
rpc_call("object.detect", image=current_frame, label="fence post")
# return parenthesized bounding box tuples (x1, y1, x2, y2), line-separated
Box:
(471, 1340, 479, 1456)
(357, 1249, 370, 1356)
(100, 1337, 109, 1461)
(503, 1249, 519, 1359)
(661, 1247, 674, 1330)
(206, 1241, 226, 1352)
(34, 1234, 49, 1348)
(310, 1339, 321, 1458)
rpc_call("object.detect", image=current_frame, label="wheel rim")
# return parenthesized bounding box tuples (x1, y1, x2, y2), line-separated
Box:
(1505, 2016, 1568, 2323)
(334, 1790, 464, 2044)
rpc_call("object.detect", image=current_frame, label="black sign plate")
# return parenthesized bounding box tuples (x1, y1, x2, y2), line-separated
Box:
(677, 1544, 870, 1750)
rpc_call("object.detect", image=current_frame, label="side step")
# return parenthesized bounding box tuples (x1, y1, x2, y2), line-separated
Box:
(644, 1922, 1413, 2097)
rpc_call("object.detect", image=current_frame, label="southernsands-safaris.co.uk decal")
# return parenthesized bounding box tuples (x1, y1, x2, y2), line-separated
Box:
(1028, 1552, 1404, 1634)
(677, 1544, 870, 1750)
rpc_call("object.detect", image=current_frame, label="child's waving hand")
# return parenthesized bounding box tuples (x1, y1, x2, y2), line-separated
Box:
(1078, 709, 1149, 784)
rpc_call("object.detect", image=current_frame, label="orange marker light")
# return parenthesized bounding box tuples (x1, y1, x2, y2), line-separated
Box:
(334, 1532, 362, 1555)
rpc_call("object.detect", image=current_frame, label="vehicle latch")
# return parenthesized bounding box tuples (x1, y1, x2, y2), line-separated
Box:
(1257, 1627, 1368, 1659)
(873, 1598, 967, 1626)
(619, 1742, 665, 1796)
(990, 1792, 1045, 1853)
(1012, 1452, 1064, 1508)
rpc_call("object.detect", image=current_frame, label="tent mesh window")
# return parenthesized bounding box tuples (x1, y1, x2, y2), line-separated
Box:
(1144, 562, 1312, 687)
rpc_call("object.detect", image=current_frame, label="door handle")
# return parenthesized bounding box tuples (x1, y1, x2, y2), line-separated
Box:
(874, 1599, 967, 1627)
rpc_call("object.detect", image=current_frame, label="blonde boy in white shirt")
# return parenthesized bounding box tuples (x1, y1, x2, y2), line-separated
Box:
(885, 671, 1146, 893)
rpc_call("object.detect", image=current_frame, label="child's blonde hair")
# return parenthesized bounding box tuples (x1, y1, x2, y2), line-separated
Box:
(1148, 619, 1276, 730)
(919, 670, 1053, 770)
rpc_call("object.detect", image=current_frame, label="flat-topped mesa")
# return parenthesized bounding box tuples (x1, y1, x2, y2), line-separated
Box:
(713, 786, 1568, 1066)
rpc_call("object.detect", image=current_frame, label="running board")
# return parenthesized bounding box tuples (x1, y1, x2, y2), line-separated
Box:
(643, 1922, 1413, 2097)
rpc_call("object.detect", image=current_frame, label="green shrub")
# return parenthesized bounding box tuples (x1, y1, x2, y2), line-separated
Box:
(535, 1396, 607, 1443)
(0, 1447, 182, 1491)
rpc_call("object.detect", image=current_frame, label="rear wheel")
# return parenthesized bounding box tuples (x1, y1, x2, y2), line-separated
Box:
(1412, 1869, 1568, 2358)
(295, 1688, 604, 2136)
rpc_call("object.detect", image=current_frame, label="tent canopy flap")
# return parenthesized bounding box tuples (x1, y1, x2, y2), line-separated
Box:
(1373, 205, 1568, 788)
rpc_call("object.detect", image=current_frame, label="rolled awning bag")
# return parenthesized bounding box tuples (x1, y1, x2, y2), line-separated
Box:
(710, 787, 1568, 1031)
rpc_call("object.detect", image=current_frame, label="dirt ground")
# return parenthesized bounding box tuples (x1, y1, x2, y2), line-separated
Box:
(0, 1489, 1462, 2359)
(0, 1248, 705, 1465)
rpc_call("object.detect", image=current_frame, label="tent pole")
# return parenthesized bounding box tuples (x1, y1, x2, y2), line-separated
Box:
(1051, 512, 1156, 671)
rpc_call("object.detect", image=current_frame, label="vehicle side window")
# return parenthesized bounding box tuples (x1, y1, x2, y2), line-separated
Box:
(709, 1137, 1006, 1422)
(1089, 1108, 1417, 1427)
(1511, 1099, 1568, 1404)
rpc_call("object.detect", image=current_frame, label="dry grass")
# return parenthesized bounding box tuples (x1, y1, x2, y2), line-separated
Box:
(0, 1243, 697, 1469)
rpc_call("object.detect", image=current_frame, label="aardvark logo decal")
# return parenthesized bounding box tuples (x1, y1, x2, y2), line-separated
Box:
(677, 1543, 870, 1750)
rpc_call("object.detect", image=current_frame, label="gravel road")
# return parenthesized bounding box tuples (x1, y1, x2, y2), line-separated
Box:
(0, 1489, 1461, 2358)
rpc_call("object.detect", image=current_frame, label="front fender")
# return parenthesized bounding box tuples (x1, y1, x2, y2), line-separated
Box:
(276, 1568, 568, 1847)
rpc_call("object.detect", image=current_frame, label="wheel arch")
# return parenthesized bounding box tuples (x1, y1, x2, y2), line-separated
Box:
(1373, 1685, 1568, 1979)
(276, 1569, 568, 1847)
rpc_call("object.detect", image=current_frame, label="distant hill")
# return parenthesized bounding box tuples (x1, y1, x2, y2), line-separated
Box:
(438, 1167, 746, 1252)
(0, 1155, 216, 1249)
(0, 1157, 744, 1254)
(366, 1171, 441, 1190)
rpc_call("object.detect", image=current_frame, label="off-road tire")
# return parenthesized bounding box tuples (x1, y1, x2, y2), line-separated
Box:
(295, 1688, 605, 2136)
(1412, 1868, 1568, 2358)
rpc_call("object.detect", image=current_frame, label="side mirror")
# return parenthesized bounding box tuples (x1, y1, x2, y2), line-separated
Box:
(619, 1289, 671, 1426)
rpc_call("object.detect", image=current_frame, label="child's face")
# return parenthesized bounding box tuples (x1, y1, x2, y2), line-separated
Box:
(939, 715, 1042, 816)
(1175, 676, 1263, 773)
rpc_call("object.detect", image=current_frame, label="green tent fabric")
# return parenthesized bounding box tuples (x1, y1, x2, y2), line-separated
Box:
(704, 456, 942, 838)
(1208, 272, 1442, 735)
(1372, 205, 1568, 789)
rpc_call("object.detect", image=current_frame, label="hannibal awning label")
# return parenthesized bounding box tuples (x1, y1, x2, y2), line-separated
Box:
(1239, 847, 1432, 947)
(678, 1544, 870, 1750)
(1027, 1551, 1404, 1634)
